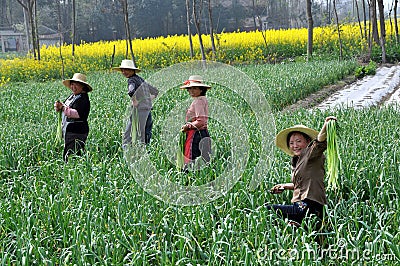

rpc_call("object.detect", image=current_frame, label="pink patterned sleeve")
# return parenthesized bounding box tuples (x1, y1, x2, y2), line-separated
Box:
(190, 97, 208, 129)
(63, 106, 80, 119)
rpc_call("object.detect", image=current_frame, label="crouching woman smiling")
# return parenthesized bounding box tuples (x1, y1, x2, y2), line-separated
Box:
(267, 116, 337, 227)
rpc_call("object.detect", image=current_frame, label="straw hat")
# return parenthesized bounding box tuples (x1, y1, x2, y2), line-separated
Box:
(112, 59, 141, 72)
(62, 73, 93, 92)
(275, 125, 318, 156)
(180, 75, 211, 89)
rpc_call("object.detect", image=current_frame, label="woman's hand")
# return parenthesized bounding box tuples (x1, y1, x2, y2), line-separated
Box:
(270, 183, 294, 194)
(131, 97, 139, 107)
(318, 116, 337, 141)
(325, 116, 337, 123)
(181, 124, 190, 132)
(270, 184, 285, 194)
(54, 101, 63, 112)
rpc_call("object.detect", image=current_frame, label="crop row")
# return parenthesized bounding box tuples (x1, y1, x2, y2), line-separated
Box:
(0, 63, 398, 264)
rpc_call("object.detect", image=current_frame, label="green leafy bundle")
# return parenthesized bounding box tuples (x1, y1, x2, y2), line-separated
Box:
(326, 119, 341, 190)
(55, 111, 63, 145)
(176, 130, 186, 171)
(130, 108, 139, 143)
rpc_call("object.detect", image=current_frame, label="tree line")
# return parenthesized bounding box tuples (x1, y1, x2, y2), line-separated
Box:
(0, 0, 398, 63)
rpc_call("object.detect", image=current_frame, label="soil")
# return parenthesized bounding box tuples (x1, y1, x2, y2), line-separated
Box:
(281, 75, 358, 113)
(281, 63, 400, 113)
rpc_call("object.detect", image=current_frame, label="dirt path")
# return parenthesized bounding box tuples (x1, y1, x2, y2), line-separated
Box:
(282, 64, 400, 112)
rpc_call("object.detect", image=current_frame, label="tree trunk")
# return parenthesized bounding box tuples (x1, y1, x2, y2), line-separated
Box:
(306, 0, 313, 61)
(326, 0, 331, 23)
(192, 0, 206, 61)
(356, 0, 369, 61)
(29, 3, 37, 59)
(72, 0, 76, 57)
(370, 0, 380, 45)
(34, 0, 40, 60)
(23, 6, 30, 52)
(120, 0, 136, 63)
(124, 21, 129, 58)
(377, 0, 386, 63)
(57, 0, 64, 79)
(251, 0, 257, 30)
(333, 0, 343, 60)
(354, 0, 364, 39)
(186, 0, 194, 58)
(17, 0, 37, 59)
(257, 15, 268, 51)
(388, 0, 393, 35)
(207, 0, 216, 59)
(362, 0, 367, 41)
(395, 0, 399, 43)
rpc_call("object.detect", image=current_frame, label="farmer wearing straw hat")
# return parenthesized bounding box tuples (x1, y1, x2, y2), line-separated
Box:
(54, 73, 92, 162)
(179, 75, 212, 170)
(267, 116, 336, 227)
(113, 60, 159, 146)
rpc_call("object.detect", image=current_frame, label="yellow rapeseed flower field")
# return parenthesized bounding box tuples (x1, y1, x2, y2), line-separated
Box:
(0, 21, 397, 85)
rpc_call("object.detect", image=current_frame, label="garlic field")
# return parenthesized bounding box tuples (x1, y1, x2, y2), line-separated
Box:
(0, 61, 399, 265)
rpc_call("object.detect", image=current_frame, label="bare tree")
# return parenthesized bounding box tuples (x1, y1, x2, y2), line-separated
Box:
(71, 0, 75, 57)
(251, 0, 257, 29)
(252, 0, 268, 53)
(192, 0, 206, 61)
(34, 0, 39, 60)
(333, 0, 343, 60)
(369, 0, 380, 45)
(354, 0, 364, 39)
(377, 0, 386, 63)
(119, 0, 136, 63)
(186, 0, 194, 58)
(362, 0, 368, 42)
(16, 0, 39, 59)
(327, 0, 332, 23)
(388, 0, 393, 35)
(257, 15, 268, 51)
(207, 0, 216, 59)
(355, 0, 370, 62)
(306, 0, 313, 61)
(23, 4, 30, 51)
(394, 0, 399, 43)
(56, 0, 64, 79)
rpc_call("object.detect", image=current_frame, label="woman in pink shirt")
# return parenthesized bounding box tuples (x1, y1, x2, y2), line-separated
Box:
(180, 75, 212, 170)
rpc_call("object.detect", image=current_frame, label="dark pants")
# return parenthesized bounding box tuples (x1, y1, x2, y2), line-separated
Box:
(63, 132, 88, 162)
(144, 112, 153, 144)
(184, 129, 211, 164)
(123, 109, 153, 146)
(267, 198, 324, 226)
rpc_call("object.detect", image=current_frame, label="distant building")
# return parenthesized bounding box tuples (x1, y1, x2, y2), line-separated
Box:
(0, 28, 27, 52)
(0, 25, 62, 53)
(38, 25, 63, 47)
